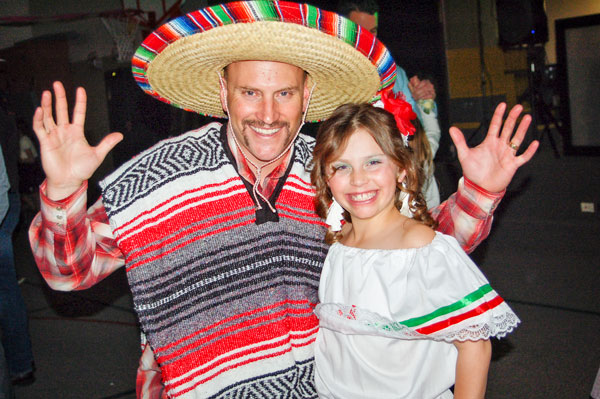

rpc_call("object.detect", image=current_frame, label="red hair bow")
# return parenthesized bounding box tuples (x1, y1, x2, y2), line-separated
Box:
(381, 90, 416, 139)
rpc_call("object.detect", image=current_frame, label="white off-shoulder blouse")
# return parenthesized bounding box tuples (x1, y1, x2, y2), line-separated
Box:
(314, 232, 520, 399)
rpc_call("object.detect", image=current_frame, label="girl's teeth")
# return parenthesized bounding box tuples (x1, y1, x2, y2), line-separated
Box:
(351, 192, 375, 201)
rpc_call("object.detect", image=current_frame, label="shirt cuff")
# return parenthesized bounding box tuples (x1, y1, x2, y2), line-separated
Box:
(39, 180, 88, 233)
(458, 177, 505, 218)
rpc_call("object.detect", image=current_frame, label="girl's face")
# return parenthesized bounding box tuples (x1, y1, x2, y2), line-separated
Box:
(327, 128, 405, 223)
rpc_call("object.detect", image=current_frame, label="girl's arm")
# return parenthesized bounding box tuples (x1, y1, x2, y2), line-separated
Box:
(453, 339, 492, 399)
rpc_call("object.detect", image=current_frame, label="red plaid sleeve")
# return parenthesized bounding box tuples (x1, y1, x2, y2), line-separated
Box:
(28, 180, 125, 291)
(431, 177, 504, 254)
(136, 336, 167, 399)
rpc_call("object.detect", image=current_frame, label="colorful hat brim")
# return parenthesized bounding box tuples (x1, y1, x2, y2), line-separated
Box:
(132, 1, 396, 122)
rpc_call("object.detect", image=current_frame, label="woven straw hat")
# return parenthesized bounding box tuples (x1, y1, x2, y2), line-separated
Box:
(132, 1, 397, 122)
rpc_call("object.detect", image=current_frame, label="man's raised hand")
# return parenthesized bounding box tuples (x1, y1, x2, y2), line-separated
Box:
(448, 102, 539, 193)
(32, 81, 123, 201)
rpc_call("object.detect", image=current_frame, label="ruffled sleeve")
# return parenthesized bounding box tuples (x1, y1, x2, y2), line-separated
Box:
(315, 233, 520, 342)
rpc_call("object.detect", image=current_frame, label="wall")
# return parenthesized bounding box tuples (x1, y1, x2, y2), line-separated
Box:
(443, 0, 600, 138)
(0, 2, 32, 50)
(444, 0, 523, 131)
(442, 0, 600, 316)
(545, 0, 600, 63)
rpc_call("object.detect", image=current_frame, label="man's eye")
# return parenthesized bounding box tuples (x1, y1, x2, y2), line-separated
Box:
(279, 90, 295, 99)
(244, 90, 256, 96)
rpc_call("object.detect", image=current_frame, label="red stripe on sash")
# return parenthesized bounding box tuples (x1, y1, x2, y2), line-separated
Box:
(416, 295, 504, 335)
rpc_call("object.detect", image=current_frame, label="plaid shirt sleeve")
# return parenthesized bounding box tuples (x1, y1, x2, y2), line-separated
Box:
(29, 180, 125, 291)
(430, 177, 504, 254)
(136, 334, 167, 399)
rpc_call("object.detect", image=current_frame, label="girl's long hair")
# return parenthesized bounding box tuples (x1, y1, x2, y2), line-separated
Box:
(410, 119, 434, 179)
(311, 103, 437, 244)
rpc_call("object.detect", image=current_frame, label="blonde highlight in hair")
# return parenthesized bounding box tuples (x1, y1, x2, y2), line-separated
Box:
(310, 103, 437, 243)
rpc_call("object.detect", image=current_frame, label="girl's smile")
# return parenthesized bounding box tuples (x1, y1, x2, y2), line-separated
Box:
(327, 128, 405, 223)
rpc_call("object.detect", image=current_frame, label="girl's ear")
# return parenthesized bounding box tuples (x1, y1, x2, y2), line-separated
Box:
(397, 170, 407, 184)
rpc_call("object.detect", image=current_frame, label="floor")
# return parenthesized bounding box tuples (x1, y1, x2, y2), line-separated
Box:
(8, 133, 600, 399)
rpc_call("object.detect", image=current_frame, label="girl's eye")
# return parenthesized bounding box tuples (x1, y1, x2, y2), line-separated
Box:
(366, 158, 382, 167)
(331, 163, 350, 173)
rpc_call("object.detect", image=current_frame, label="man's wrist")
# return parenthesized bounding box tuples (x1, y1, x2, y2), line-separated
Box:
(45, 180, 86, 202)
(40, 180, 88, 232)
(463, 176, 506, 197)
(458, 177, 504, 218)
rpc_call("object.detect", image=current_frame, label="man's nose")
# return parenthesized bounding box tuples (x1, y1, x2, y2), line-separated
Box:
(257, 97, 279, 125)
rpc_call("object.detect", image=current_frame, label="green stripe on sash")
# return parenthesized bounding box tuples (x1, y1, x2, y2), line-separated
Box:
(401, 284, 493, 327)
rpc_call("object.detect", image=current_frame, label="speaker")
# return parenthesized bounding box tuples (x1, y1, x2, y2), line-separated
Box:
(496, 0, 548, 46)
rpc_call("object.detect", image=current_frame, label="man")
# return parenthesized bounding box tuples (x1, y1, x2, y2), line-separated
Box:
(0, 148, 11, 399)
(338, 0, 438, 121)
(0, 87, 35, 388)
(29, 2, 537, 398)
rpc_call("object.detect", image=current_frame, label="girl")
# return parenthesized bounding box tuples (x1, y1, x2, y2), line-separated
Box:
(310, 102, 520, 399)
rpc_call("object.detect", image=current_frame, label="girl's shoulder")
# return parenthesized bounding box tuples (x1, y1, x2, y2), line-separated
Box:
(400, 218, 436, 249)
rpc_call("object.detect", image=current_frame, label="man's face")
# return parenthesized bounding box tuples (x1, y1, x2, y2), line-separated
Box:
(348, 10, 378, 35)
(220, 60, 309, 166)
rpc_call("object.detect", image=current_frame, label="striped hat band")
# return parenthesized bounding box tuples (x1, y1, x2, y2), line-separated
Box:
(132, 1, 397, 122)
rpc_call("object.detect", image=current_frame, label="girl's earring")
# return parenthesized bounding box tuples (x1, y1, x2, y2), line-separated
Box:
(398, 181, 413, 218)
(326, 198, 345, 232)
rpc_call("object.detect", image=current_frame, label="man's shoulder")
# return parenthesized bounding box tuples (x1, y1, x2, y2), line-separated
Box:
(293, 132, 316, 166)
(177, 121, 223, 141)
(100, 121, 231, 216)
(119, 122, 223, 167)
(101, 122, 227, 188)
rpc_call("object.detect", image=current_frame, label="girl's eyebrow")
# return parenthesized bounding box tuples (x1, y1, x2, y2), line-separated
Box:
(332, 153, 386, 163)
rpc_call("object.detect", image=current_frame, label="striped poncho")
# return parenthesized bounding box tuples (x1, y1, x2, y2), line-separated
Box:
(100, 123, 328, 398)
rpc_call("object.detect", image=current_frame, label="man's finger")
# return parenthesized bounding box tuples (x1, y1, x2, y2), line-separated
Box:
(449, 126, 468, 160)
(508, 114, 531, 146)
(94, 132, 124, 161)
(516, 140, 539, 165)
(486, 103, 508, 140)
(72, 87, 87, 128)
(499, 104, 524, 143)
(32, 107, 46, 141)
(409, 75, 421, 86)
(53, 81, 70, 127)
(40, 90, 57, 132)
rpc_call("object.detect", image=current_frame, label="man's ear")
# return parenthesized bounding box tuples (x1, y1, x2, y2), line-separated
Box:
(302, 75, 313, 114)
(219, 74, 228, 114)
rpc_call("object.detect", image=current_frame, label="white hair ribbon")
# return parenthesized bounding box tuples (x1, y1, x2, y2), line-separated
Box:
(326, 198, 345, 232)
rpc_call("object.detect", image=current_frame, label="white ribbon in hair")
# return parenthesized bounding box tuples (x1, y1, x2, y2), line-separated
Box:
(326, 198, 345, 232)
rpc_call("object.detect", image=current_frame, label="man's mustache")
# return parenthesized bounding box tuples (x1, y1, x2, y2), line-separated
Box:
(243, 120, 289, 130)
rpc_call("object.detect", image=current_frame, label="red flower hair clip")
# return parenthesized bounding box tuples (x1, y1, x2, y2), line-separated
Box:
(373, 90, 417, 146)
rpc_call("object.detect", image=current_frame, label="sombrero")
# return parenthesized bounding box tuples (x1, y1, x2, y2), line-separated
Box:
(131, 1, 397, 122)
